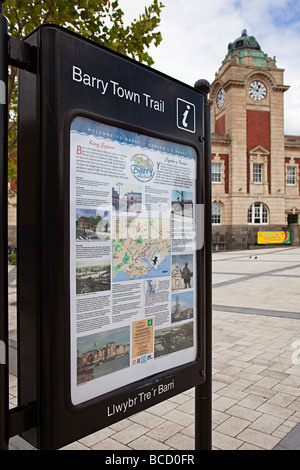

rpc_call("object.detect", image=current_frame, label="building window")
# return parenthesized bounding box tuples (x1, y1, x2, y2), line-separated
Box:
(253, 163, 262, 183)
(212, 163, 222, 183)
(248, 202, 269, 224)
(235, 39, 244, 49)
(288, 214, 298, 225)
(212, 203, 222, 224)
(287, 166, 296, 185)
(212, 243, 226, 251)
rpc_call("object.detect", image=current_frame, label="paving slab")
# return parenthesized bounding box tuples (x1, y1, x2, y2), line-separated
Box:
(6, 246, 300, 451)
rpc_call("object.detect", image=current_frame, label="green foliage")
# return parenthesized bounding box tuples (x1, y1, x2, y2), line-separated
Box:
(8, 252, 17, 266)
(4, 0, 164, 196)
(4, 0, 164, 65)
(92, 215, 102, 227)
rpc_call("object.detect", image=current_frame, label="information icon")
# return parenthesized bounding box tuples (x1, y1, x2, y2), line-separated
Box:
(176, 98, 196, 133)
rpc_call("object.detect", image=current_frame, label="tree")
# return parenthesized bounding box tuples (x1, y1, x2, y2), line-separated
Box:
(4, 0, 164, 196)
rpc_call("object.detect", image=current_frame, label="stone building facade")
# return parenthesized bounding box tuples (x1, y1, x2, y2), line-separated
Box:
(210, 30, 300, 250)
(7, 30, 300, 251)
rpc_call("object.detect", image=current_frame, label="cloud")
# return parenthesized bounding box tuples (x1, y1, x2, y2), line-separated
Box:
(118, 0, 300, 134)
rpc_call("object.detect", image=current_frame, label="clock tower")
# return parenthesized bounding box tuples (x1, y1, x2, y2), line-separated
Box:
(209, 30, 300, 250)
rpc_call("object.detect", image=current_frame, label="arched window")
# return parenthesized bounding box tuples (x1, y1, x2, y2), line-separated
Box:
(248, 202, 269, 224)
(212, 203, 222, 224)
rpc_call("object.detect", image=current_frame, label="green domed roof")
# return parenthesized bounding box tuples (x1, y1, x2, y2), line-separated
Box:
(223, 30, 268, 67)
(227, 29, 261, 54)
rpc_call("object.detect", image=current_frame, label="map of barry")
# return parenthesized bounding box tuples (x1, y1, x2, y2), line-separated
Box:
(113, 217, 170, 282)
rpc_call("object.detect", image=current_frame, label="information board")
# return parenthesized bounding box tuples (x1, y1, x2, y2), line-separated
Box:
(69, 117, 198, 405)
(16, 24, 210, 449)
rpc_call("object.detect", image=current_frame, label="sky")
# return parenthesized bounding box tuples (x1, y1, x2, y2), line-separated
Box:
(119, 0, 300, 136)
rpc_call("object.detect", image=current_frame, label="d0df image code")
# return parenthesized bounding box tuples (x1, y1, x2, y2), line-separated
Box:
(149, 455, 194, 465)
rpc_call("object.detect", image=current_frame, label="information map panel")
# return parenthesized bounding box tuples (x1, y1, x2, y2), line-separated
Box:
(70, 117, 198, 405)
(17, 24, 210, 449)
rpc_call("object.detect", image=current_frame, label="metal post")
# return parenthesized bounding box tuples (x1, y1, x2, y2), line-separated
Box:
(0, 0, 9, 451)
(194, 79, 212, 450)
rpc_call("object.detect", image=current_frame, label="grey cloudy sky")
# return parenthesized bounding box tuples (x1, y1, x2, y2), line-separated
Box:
(119, 0, 300, 135)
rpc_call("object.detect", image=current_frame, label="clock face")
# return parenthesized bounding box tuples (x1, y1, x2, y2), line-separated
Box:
(249, 80, 267, 101)
(216, 88, 225, 108)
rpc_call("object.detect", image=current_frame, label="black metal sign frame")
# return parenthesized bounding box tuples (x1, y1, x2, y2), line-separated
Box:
(0, 18, 211, 451)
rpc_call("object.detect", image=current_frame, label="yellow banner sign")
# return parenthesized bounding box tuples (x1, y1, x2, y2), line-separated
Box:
(257, 231, 291, 244)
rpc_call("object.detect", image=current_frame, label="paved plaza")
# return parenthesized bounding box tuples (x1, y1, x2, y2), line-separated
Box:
(8, 247, 300, 450)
